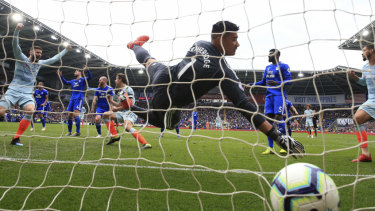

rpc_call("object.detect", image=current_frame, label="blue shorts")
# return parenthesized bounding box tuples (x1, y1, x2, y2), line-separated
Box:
(0, 89, 35, 110)
(35, 104, 45, 114)
(265, 95, 285, 115)
(359, 99, 375, 119)
(116, 111, 138, 124)
(67, 99, 83, 112)
(96, 107, 110, 117)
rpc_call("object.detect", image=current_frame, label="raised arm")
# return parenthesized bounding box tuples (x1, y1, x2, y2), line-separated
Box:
(12, 23, 27, 60)
(56, 69, 69, 85)
(349, 69, 366, 86)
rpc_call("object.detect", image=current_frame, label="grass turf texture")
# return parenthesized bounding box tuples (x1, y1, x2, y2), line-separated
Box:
(0, 122, 374, 210)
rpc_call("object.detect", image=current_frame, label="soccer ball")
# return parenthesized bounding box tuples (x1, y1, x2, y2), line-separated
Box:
(270, 163, 340, 211)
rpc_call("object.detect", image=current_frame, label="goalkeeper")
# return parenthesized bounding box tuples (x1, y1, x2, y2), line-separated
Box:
(103, 73, 151, 149)
(127, 20, 304, 157)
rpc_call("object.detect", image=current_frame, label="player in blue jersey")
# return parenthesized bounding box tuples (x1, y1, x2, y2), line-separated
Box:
(347, 44, 375, 162)
(253, 49, 291, 155)
(302, 104, 314, 138)
(0, 23, 71, 146)
(127, 21, 304, 157)
(30, 81, 49, 131)
(192, 108, 199, 130)
(283, 100, 299, 137)
(103, 73, 151, 149)
(91, 76, 114, 137)
(57, 66, 92, 136)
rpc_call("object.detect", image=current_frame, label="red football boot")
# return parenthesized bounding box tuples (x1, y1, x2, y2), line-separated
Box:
(127, 35, 150, 49)
(352, 154, 372, 162)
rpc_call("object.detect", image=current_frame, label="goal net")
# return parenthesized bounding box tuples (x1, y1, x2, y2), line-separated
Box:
(0, 0, 374, 210)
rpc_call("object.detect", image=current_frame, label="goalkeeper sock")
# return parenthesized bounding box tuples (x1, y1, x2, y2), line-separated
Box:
(14, 116, 31, 139)
(41, 117, 46, 128)
(96, 123, 101, 135)
(105, 120, 118, 137)
(129, 128, 148, 145)
(68, 119, 73, 133)
(133, 45, 153, 64)
(75, 116, 81, 133)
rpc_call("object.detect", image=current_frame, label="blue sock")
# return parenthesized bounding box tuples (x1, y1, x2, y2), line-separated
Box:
(160, 128, 165, 133)
(41, 118, 46, 128)
(31, 119, 34, 128)
(278, 122, 286, 135)
(268, 136, 274, 148)
(96, 123, 101, 135)
(288, 128, 292, 136)
(75, 116, 81, 133)
(176, 125, 180, 134)
(68, 119, 73, 133)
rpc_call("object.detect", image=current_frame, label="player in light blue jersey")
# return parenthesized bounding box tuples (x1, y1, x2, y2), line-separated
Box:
(253, 49, 291, 155)
(0, 23, 71, 146)
(283, 100, 299, 137)
(215, 115, 222, 129)
(57, 66, 92, 136)
(30, 81, 48, 131)
(348, 44, 375, 162)
(79, 106, 86, 127)
(91, 76, 114, 137)
(302, 104, 314, 138)
(103, 73, 151, 149)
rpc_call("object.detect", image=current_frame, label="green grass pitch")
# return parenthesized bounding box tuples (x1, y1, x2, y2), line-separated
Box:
(0, 122, 374, 210)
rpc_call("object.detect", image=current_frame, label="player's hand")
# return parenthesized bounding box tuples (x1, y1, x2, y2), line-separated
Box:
(82, 65, 89, 71)
(56, 69, 62, 76)
(348, 69, 357, 79)
(267, 80, 279, 86)
(16, 23, 24, 30)
(112, 106, 122, 112)
(65, 44, 72, 51)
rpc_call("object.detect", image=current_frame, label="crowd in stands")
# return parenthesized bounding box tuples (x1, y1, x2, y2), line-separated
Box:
(3, 100, 375, 133)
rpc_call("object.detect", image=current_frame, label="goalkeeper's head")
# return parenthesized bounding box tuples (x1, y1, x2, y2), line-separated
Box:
(211, 20, 240, 56)
(115, 73, 127, 88)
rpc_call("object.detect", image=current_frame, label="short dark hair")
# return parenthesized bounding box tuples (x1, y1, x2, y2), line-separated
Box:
(211, 21, 239, 40)
(30, 45, 42, 51)
(116, 73, 127, 84)
(38, 81, 44, 85)
(365, 44, 375, 50)
(269, 49, 281, 57)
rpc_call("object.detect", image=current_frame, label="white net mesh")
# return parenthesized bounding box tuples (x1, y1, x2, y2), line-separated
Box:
(0, 0, 375, 210)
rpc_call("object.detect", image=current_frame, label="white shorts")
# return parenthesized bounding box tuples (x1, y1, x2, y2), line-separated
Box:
(116, 111, 138, 124)
(305, 119, 314, 127)
(359, 99, 375, 119)
(0, 89, 34, 109)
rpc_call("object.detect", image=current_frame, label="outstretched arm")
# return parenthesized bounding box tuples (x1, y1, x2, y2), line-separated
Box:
(56, 69, 69, 85)
(40, 44, 71, 65)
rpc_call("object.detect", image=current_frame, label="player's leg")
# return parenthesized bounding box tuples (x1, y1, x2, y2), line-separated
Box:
(72, 110, 81, 136)
(352, 108, 372, 162)
(221, 77, 305, 157)
(38, 112, 46, 131)
(262, 96, 275, 154)
(66, 101, 75, 136)
(94, 114, 103, 137)
(30, 112, 36, 131)
(176, 125, 180, 137)
(287, 120, 292, 136)
(12, 97, 35, 146)
(123, 119, 151, 149)
(159, 127, 165, 137)
(103, 111, 120, 145)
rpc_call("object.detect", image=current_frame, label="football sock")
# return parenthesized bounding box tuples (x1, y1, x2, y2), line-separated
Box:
(105, 119, 118, 137)
(133, 45, 152, 64)
(14, 115, 31, 139)
(96, 123, 101, 135)
(267, 136, 274, 148)
(288, 128, 292, 136)
(278, 122, 286, 135)
(176, 125, 180, 134)
(68, 119, 73, 133)
(129, 128, 148, 145)
(41, 117, 46, 128)
(75, 116, 81, 133)
(356, 125, 368, 148)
